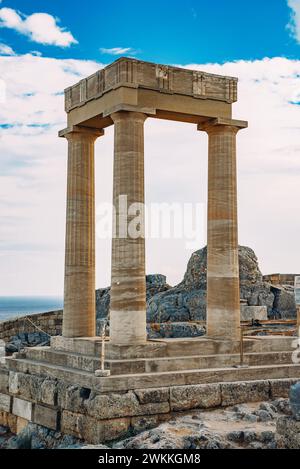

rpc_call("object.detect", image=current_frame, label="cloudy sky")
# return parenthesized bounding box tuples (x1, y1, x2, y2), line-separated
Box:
(0, 0, 300, 296)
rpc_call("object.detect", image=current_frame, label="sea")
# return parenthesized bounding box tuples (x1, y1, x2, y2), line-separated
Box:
(0, 297, 63, 322)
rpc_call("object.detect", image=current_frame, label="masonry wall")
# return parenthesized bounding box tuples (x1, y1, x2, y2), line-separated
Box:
(0, 311, 63, 343)
(0, 364, 298, 444)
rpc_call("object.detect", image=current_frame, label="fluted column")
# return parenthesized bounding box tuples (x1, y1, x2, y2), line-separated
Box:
(198, 118, 247, 341)
(61, 126, 103, 338)
(110, 111, 147, 345)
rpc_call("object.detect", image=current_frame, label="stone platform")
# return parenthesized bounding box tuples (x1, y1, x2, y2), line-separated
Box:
(0, 335, 299, 444)
(5, 335, 300, 392)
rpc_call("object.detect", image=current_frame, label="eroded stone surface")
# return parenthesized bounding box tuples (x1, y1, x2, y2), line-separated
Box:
(114, 400, 289, 449)
(170, 384, 221, 411)
(221, 381, 270, 406)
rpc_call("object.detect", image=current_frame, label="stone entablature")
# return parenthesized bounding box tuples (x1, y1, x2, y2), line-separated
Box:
(64, 57, 238, 112)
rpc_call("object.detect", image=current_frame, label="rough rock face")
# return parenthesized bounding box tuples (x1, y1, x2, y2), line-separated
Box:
(0, 423, 82, 449)
(5, 332, 50, 354)
(147, 246, 296, 323)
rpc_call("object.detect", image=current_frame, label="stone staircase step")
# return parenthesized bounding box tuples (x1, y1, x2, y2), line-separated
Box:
(5, 356, 300, 393)
(6, 356, 102, 390)
(92, 363, 300, 393)
(50, 335, 296, 359)
(109, 351, 294, 375)
(24, 346, 295, 375)
(25, 347, 101, 373)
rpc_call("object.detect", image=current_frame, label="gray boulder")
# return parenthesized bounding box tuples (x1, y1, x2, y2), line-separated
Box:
(147, 245, 296, 325)
(95, 246, 296, 339)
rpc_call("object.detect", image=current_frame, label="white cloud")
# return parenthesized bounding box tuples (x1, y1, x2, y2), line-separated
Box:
(0, 7, 77, 47)
(287, 0, 300, 42)
(100, 47, 136, 55)
(0, 42, 15, 55)
(0, 54, 300, 295)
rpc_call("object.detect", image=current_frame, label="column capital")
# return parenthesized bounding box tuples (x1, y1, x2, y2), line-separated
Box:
(58, 125, 104, 140)
(197, 117, 248, 134)
(110, 110, 148, 124)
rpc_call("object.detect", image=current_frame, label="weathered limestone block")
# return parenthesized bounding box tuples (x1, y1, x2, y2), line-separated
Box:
(58, 384, 90, 413)
(221, 381, 270, 406)
(17, 417, 29, 434)
(12, 397, 33, 421)
(9, 371, 43, 401)
(134, 387, 169, 404)
(0, 368, 9, 393)
(0, 392, 11, 412)
(40, 378, 57, 406)
(270, 378, 299, 399)
(85, 391, 169, 420)
(0, 410, 17, 433)
(61, 410, 130, 444)
(9, 371, 24, 395)
(276, 416, 300, 449)
(170, 384, 221, 411)
(240, 305, 267, 321)
(33, 404, 58, 431)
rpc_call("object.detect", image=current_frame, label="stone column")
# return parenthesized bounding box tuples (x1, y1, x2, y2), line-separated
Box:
(198, 118, 247, 341)
(60, 126, 104, 338)
(110, 111, 147, 345)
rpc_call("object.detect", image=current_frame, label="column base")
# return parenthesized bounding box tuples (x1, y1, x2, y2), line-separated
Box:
(109, 310, 147, 345)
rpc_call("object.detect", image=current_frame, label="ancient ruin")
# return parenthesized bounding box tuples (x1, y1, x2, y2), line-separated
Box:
(0, 58, 299, 445)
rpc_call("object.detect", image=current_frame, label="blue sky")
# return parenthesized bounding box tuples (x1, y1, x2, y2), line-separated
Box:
(1, 0, 300, 295)
(0, 0, 298, 64)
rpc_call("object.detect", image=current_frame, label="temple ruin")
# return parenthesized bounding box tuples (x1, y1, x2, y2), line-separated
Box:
(0, 58, 299, 444)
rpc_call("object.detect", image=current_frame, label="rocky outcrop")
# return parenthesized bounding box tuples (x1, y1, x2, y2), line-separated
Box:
(147, 246, 296, 325)
(94, 246, 297, 339)
(5, 332, 50, 354)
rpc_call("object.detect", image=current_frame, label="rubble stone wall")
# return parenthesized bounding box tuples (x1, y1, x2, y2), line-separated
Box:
(0, 311, 62, 343)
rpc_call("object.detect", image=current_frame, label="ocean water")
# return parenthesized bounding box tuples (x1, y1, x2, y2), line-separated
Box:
(0, 296, 63, 322)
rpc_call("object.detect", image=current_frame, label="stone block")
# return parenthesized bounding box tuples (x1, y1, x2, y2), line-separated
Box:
(85, 391, 169, 419)
(58, 384, 90, 413)
(40, 379, 57, 406)
(0, 392, 11, 412)
(12, 397, 33, 421)
(170, 384, 221, 411)
(134, 387, 169, 404)
(9, 371, 20, 395)
(240, 305, 268, 321)
(16, 417, 29, 434)
(270, 378, 299, 399)
(9, 371, 43, 401)
(0, 411, 17, 433)
(0, 368, 9, 393)
(34, 404, 58, 431)
(221, 381, 270, 406)
(61, 410, 130, 444)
